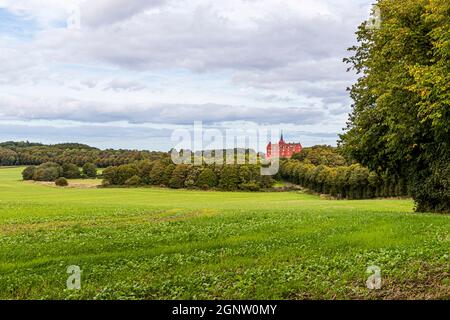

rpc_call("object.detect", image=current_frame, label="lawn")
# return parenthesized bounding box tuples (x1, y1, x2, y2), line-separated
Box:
(0, 167, 448, 299)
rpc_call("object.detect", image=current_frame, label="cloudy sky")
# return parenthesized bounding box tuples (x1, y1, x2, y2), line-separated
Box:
(0, 0, 374, 151)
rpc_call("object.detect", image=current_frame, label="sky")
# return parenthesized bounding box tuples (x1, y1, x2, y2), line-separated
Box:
(0, 0, 375, 151)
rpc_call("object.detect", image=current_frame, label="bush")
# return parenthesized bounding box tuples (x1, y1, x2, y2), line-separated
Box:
(161, 164, 176, 186)
(22, 166, 36, 180)
(196, 168, 217, 189)
(125, 175, 142, 186)
(101, 166, 118, 185)
(55, 177, 68, 187)
(260, 175, 275, 189)
(219, 166, 240, 191)
(239, 182, 260, 191)
(184, 167, 202, 188)
(169, 165, 190, 189)
(149, 161, 167, 185)
(62, 163, 81, 179)
(411, 160, 450, 213)
(82, 163, 97, 178)
(115, 164, 139, 185)
(33, 165, 62, 181)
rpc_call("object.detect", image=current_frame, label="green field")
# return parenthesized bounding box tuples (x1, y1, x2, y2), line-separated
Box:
(0, 167, 448, 299)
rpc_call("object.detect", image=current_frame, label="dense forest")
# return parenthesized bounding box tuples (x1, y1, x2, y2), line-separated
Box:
(0, 141, 168, 167)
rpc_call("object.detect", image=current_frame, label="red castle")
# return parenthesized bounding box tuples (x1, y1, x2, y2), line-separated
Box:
(266, 133, 302, 159)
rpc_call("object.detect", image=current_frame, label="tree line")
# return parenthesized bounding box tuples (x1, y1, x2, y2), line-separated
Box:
(102, 160, 275, 191)
(280, 159, 408, 199)
(0, 141, 168, 167)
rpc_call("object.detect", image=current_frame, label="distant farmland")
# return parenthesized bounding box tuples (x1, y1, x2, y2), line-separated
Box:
(0, 167, 448, 299)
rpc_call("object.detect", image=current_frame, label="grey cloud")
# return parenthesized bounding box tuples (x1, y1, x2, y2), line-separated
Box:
(0, 95, 325, 125)
(80, 0, 167, 27)
(103, 79, 147, 92)
(256, 95, 294, 103)
(80, 79, 98, 88)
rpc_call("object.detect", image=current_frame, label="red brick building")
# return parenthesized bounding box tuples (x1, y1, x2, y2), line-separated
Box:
(266, 133, 302, 159)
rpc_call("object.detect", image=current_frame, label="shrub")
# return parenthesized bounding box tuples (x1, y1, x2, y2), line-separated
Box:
(239, 182, 260, 191)
(62, 163, 81, 179)
(219, 166, 240, 191)
(196, 168, 217, 189)
(102, 166, 118, 185)
(260, 175, 275, 189)
(184, 167, 202, 188)
(33, 165, 62, 181)
(169, 164, 190, 189)
(161, 164, 176, 186)
(82, 163, 97, 178)
(22, 166, 36, 180)
(149, 161, 167, 185)
(115, 164, 139, 185)
(125, 175, 142, 186)
(55, 177, 68, 187)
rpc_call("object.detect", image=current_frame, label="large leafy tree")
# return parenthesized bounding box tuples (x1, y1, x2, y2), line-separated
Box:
(340, 0, 449, 212)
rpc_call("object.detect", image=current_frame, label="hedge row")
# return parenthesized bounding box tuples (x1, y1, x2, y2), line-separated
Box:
(102, 160, 275, 191)
(280, 160, 409, 199)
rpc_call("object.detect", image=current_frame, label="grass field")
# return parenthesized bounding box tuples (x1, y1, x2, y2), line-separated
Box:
(0, 167, 448, 300)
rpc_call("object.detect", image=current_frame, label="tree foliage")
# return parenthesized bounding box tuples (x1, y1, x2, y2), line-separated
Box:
(82, 163, 97, 178)
(101, 161, 275, 191)
(291, 145, 348, 167)
(55, 177, 69, 187)
(340, 0, 449, 212)
(0, 141, 168, 167)
(280, 159, 408, 199)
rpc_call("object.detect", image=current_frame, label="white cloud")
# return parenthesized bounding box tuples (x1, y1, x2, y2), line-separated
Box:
(0, 0, 375, 148)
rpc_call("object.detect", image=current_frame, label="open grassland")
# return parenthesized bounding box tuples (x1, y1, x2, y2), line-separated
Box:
(0, 167, 448, 300)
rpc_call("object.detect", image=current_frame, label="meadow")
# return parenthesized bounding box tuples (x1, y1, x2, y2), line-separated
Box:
(0, 167, 448, 300)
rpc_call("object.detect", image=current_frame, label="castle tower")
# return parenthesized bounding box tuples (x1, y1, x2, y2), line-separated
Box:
(266, 132, 302, 159)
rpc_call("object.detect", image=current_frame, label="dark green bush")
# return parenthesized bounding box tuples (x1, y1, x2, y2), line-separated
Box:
(62, 163, 81, 179)
(125, 175, 142, 186)
(82, 163, 97, 178)
(22, 166, 36, 180)
(55, 177, 68, 187)
(196, 168, 217, 189)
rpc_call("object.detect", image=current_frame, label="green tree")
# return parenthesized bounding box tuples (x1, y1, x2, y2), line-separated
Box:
(22, 166, 36, 180)
(340, 0, 450, 212)
(102, 166, 118, 185)
(218, 166, 240, 191)
(149, 160, 167, 185)
(30, 162, 63, 181)
(161, 164, 176, 186)
(184, 166, 202, 188)
(196, 168, 218, 189)
(55, 177, 68, 187)
(115, 164, 139, 185)
(62, 163, 81, 179)
(125, 175, 142, 186)
(82, 163, 97, 178)
(169, 165, 190, 189)
(136, 160, 154, 184)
